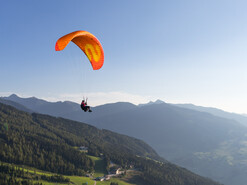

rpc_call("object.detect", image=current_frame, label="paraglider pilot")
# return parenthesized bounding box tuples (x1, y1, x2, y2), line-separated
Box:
(81, 100, 92, 112)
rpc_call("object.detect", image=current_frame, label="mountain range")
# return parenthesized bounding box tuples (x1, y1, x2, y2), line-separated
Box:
(2, 94, 247, 185)
(174, 103, 247, 127)
(0, 102, 222, 185)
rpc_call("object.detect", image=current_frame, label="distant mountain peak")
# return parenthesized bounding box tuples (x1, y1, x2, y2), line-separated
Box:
(154, 99, 165, 104)
(138, 99, 165, 107)
(8, 94, 39, 101)
(9, 94, 19, 98)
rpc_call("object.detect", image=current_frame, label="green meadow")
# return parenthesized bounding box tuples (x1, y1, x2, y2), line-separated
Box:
(87, 155, 108, 178)
(2, 161, 134, 185)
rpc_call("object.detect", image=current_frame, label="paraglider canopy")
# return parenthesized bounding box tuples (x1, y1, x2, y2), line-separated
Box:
(55, 30, 104, 70)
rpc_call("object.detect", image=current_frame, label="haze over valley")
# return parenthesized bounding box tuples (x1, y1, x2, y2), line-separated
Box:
(2, 94, 247, 185)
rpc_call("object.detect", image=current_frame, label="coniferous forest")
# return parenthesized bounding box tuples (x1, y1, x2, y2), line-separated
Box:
(0, 163, 70, 185)
(0, 103, 222, 185)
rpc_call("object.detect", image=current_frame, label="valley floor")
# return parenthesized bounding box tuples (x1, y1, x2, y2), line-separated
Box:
(0, 161, 135, 185)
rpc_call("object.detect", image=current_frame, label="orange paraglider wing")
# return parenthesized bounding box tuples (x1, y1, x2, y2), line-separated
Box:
(55, 30, 104, 70)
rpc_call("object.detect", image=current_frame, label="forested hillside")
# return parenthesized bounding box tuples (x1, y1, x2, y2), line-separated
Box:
(0, 103, 222, 185)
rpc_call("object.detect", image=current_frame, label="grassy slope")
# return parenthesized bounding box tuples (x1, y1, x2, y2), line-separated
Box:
(88, 155, 107, 177)
(2, 162, 133, 185)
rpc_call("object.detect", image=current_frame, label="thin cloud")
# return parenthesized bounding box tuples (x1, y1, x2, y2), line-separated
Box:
(0, 91, 156, 106)
(44, 92, 156, 106)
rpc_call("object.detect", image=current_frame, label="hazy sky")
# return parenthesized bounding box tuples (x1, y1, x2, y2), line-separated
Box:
(1, 0, 247, 113)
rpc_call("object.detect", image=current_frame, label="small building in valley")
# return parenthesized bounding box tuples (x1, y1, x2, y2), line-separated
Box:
(95, 177, 105, 181)
(110, 167, 122, 175)
(79, 146, 88, 152)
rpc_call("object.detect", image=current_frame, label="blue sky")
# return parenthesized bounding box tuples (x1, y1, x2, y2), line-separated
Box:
(1, 0, 247, 113)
